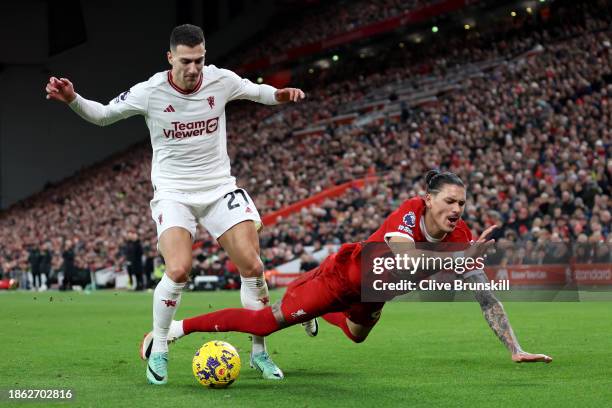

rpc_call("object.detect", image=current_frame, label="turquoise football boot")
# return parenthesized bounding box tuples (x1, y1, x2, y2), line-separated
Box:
(250, 351, 284, 380)
(146, 352, 168, 385)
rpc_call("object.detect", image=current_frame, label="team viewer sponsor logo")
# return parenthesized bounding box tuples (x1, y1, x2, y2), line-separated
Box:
(163, 117, 219, 139)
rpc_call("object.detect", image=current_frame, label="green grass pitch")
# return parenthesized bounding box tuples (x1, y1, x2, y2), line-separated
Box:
(0, 290, 610, 407)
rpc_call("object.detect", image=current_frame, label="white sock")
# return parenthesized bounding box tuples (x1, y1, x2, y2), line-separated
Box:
(152, 274, 186, 353)
(240, 276, 269, 355)
(169, 320, 185, 340)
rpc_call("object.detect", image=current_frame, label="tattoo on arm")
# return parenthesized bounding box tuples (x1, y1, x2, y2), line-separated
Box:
(465, 271, 522, 354)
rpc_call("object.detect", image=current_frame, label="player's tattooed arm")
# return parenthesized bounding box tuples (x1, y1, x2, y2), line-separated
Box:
(464, 271, 522, 354)
(465, 271, 552, 363)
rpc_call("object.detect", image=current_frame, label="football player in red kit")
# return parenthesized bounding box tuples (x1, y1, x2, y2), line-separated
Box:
(141, 170, 552, 364)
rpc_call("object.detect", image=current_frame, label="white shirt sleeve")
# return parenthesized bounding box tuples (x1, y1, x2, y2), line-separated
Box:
(384, 232, 415, 244)
(68, 81, 149, 126)
(219, 68, 279, 105)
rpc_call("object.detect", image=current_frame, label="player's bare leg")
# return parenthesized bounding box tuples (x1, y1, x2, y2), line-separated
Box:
(146, 227, 191, 385)
(217, 220, 284, 380)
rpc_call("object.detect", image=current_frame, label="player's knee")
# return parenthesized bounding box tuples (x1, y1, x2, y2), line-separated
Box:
(346, 319, 372, 343)
(239, 257, 264, 278)
(165, 264, 190, 282)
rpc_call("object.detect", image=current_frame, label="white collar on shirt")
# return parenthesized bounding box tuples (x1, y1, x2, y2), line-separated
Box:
(420, 215, 445, 243)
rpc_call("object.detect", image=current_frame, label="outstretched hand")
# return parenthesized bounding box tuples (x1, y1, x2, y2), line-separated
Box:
(465, 224, 497, 260)
(475, 224, 497, 244)
(274, 88, 306, 103)
(512, 351, 553, 363)
(45, 77, 77, 103)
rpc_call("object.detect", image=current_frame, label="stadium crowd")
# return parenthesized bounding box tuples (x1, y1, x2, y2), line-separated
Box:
(0, 0, 610, 289)
(224, 0, 439, 68)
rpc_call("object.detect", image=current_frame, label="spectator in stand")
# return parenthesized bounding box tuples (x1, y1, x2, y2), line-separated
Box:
(299, 252, 320, 272)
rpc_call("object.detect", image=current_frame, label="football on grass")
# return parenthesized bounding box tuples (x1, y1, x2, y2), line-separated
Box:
(192, 341, 241, 388)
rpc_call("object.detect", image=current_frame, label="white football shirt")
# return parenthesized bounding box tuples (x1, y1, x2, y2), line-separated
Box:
(69, 65, 279, 193)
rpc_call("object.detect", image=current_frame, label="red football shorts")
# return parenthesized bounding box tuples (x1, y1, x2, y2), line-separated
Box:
(274, 248, 384, 328)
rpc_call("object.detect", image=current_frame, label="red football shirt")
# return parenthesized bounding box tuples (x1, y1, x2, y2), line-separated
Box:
(334, 197, 473, 291)
(367, 197, 472, 244)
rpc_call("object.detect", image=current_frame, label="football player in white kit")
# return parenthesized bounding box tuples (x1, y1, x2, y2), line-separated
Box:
(44, 24, 311, 385)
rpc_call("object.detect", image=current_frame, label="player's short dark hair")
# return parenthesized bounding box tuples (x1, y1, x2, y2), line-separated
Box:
(170, 24, 204, 50)
(425, 170, 464, 194)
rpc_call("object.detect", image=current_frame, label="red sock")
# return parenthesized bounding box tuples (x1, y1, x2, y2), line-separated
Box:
(322, 312, 361, 342)
(183, 307, 280, 338)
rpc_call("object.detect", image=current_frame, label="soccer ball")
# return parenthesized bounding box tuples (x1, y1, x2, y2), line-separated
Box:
(192, 341, 241, 388)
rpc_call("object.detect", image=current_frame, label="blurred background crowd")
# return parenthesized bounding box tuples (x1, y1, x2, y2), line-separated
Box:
(0, 0, 609, 290)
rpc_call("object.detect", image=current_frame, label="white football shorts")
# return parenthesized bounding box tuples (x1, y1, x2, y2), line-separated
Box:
(150, 183, 262, 241)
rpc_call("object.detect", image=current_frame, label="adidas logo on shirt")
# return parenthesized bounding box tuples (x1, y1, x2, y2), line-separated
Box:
(163, 105, 175, 112)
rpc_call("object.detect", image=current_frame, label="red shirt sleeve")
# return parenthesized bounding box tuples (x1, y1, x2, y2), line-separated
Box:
(381, 200, 418, 243)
